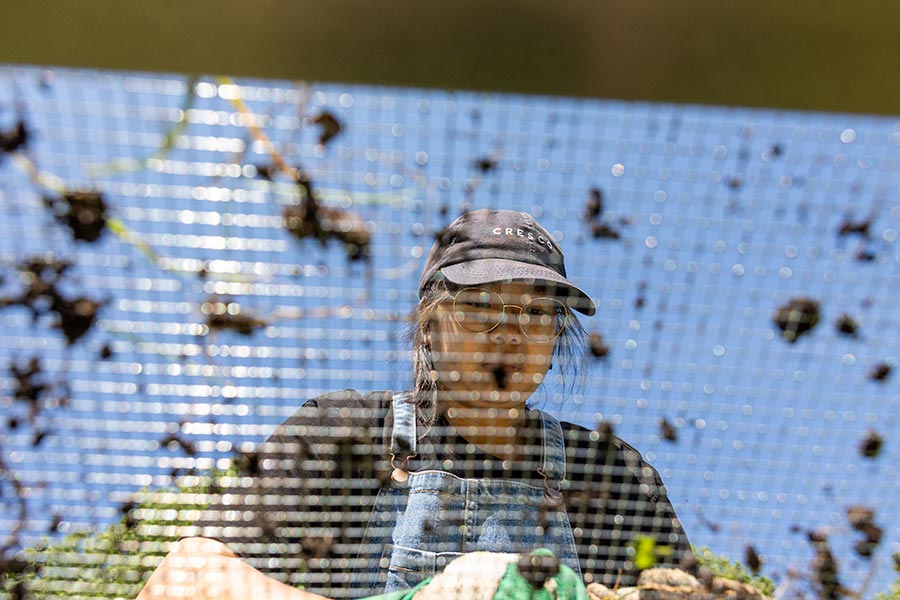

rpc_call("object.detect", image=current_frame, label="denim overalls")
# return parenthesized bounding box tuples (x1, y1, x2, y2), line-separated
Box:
(352, 392, 580, 596)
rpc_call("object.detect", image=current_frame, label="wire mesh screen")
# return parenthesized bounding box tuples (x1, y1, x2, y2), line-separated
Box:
(0, 65, 898, 599)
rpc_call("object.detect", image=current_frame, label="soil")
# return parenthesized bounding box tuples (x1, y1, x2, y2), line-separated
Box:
(203, 298, 267, 336)
(587, 332, 610, 358)
(0, 119, 29, 154)
(282, 171, 370, 262)
(773, 297, 820, 342)
(0, 256, 102, 344)
(310, 111, 342, 146)
(43, 190, 109, 243)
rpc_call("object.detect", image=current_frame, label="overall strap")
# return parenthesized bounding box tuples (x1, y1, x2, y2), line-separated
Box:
(389, 391, 417, 481)
(536, 410, 567, 499)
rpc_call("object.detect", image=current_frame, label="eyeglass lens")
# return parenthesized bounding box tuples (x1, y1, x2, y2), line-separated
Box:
(452, 287, 567, 342)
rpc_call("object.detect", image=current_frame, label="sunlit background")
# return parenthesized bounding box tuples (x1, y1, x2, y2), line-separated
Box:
(1, 64, 898, 597)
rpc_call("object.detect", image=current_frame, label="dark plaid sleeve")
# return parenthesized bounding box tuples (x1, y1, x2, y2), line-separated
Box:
(189, 389, 392, 596)
(562, 422, 692, 586)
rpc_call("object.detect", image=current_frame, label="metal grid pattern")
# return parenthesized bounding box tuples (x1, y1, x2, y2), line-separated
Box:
(0, 65, 898, 597)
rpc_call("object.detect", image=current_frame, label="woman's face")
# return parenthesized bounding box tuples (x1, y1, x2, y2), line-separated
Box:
(429, 281, 559, 411)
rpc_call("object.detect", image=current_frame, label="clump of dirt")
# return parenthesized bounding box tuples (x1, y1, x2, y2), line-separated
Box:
(834, 313, 859, 337)
(234, 449, 262, 477)
(0, 256, 104, 344)
(855, 247, 877, 262)
(254, 163, 278, 180)
(659, 418, 677, 442)
(309, 111, 343, 146)
(634, 281, 647, 309)
(202, 297, 267, 335)
(159, 432, 196, 456)
(807, 530, 842, 600)
(282, 170, 371, 262)
(837, 214, 880, 261)
(8, 356, 68, 441)
(868, 362, 891, 382)
(53, 296, 103, 343)
(0, 118, 29, 154)
(10, 357, 48, 416)
(846, 505, 882, 558)
(837, 216, 871, 238)
(473, 156, 498, 174)
(43, 189, 109, 243)
(583, 187, 603, 221)
(773, 297, 820, 342)
(859, 429, 883, 458)
(582, 187, 624, 239)
(587, 331, 610, 359)
(727, 175, 743, 190)
(0, 256, 71, 310)
(590, 222, 621, 240)
(745, 544, 762, 573)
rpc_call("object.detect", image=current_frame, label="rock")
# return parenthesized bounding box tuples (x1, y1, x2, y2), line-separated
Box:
(587, 582, 640, 600)
(709, 576, 768, 600)
(639, 568, 702, 588)
(585, 568, 771, 600)
(634, 568, 704, 600)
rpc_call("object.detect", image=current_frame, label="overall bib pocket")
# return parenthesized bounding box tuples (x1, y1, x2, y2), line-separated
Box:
(385, 545, 463, 591)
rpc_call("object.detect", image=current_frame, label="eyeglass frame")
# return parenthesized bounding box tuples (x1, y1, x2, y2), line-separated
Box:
(449, 286, 570, 343)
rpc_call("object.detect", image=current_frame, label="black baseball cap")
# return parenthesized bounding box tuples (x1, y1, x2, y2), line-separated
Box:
(419, 209, 596, 316)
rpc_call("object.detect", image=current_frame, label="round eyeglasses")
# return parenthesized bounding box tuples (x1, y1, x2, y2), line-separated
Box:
(451, 287, 569, 343)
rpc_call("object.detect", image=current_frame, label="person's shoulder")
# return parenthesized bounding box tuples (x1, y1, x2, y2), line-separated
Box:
(559, 419, 666, 498)
(270, 389, 392, 439)
(301, 389, 392, 412)
(559, 419, 643, 458)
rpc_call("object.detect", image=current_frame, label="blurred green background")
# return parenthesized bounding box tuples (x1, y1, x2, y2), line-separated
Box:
(3, 0, 899, 114)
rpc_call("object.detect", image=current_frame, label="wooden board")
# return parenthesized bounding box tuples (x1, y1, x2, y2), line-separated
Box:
(3, 0, 899, 114)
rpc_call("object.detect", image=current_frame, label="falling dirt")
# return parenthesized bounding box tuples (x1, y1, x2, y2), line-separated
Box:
(773, 297, 820, 343)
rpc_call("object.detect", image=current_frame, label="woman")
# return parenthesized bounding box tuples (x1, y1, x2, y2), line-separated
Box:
(136, 209, 691, 600)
